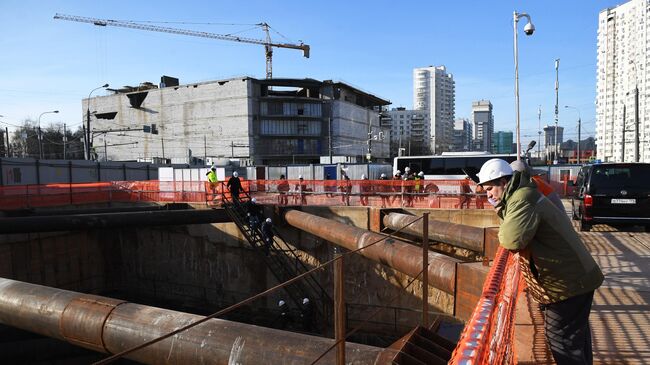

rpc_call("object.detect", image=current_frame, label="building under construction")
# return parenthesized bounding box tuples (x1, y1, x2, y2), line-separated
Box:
(86, 77, 391, 166)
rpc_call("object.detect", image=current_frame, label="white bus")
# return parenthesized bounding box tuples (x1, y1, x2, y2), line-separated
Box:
(393, 152, 518, 180)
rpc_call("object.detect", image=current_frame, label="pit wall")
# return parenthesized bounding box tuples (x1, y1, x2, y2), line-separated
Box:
(0, 206, 498, 340)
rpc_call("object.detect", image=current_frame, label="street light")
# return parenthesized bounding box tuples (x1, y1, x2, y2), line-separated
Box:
(564, 105, 581, 164)
(513, 11, 535, 160)
(86, 83, 109, 160)
(38, 110, 59, 159)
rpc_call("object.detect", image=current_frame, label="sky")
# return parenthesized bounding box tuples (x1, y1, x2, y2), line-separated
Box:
(0, 0, 624, 147)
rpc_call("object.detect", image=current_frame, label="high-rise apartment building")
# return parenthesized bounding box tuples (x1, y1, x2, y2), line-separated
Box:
(471, 100, 494, 152)
(384, 108, 431, 157)
(452, 118, 472, 151)
(596, 0, 649, 162)
(544, 125, 564, 160)
(413, 66, 455, 154)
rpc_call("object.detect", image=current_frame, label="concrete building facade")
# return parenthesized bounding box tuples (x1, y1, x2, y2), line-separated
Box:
(84, 77, 390, 165)
(384, 108, 430, 157)
(596, 0, 650, 162)
(413, 66, 455, 154)
(452, 118, 472, 152)
(471, 100, 494, 152)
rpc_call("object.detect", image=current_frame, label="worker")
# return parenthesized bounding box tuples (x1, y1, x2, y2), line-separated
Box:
(300, 297, 314, 332)
(477, 158, 603, 364)
(391, 170, 402, 206)
(378, 173, 390, 208)
(359, 174, 371, 206)
(277, 299, 289, 329)
(245, 197, 262, 231)
(414, 171, 425, 203)
(206, 166, 219, 200)
(455, 176, 473, 209)
(227, 171, 242, 203)
(339, 174, 352, 206)
(474, 184, 485, 209)
(403, 169, 415, 207)
(261, 218, 274, 256)
(294, 175, 308, 205)
(277, 175, 289, 205)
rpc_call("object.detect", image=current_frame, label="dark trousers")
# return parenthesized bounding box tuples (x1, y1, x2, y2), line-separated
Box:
(543, 290, 595, 365)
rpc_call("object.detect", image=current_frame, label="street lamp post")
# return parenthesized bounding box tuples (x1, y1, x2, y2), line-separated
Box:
(38, 110, 59, 159)
(565, 106, 581, 164)
(86, 83, 109, 160)
(513, 11, 535, 160)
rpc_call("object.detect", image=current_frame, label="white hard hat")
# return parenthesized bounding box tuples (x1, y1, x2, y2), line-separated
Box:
(278, 300, 285, 307)
(266, 218, 272, 223)
(251, 198, 257, 203)
(396, 170, 401, 175)
(380, 173, 386, 178)
(298, 175, 303, 179)
(418, 171, 424, 176)
(361, 174, 366, 179)
(477, 159, 513, 185)
(510, 160, 528, 173)
(303, 298, 310, 305)
(211, 166, 216, 170)
(233, 171, 238, 177)
(404, 167, 411, 172)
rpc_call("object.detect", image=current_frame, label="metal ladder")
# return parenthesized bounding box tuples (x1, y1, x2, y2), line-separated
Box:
(221, 191, 331, 333)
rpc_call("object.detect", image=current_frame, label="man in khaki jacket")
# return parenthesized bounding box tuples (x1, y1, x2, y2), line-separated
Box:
(478, 158, 603, 365)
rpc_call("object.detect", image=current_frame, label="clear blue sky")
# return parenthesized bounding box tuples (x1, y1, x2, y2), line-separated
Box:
(0, 0, 622, 145)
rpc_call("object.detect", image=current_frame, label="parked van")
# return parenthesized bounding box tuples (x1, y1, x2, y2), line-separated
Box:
(571, 163, 650, 231)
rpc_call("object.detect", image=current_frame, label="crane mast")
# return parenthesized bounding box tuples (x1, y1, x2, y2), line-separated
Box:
(53, 13, 310, 79)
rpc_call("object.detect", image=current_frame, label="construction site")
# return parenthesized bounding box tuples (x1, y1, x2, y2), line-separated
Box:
(0, 177, 648, 364)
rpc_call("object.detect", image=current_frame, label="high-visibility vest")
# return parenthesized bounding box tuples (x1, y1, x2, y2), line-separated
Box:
(207, 170, 218, 183)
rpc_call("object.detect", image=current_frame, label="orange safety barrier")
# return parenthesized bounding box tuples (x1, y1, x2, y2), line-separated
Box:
(247, 179, 489, 209)
(449, 247, 522, 365)
(0, 179, 490, 211)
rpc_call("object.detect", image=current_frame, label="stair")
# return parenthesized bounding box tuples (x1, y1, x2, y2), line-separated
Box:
(389, 325, 455, 365)
(221, 193, 331, 332)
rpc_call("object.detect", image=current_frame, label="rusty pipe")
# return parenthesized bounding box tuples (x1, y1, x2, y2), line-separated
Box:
(383, 213, 485, 252)
(0, 278, 394, 364)
(283, 210, 459, 294)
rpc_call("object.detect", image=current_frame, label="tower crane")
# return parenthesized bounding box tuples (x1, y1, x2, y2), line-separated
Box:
(53, 13, 310, 79)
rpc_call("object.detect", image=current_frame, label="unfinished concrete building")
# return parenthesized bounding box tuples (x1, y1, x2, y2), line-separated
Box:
(85, 77, 391, 165)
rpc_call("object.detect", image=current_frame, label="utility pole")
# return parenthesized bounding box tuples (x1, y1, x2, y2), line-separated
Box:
(5, 127, 9, 157)
(366, 110, 372, 163)
(328, 117, 333, 164)
(231, 140, 234, 158)
(37, 126, 43, 160)
(161, 136, 165, 161)
(104, 134, 108, 162)
(554, 59, 560, 163)
(635, 85, 640, 162)
(537, 105, 542, 161)
(82, 125, 88, 160)
(622, 105, 626, 162)
(63, 123, 67, 159)
(577, 116, 581, 164)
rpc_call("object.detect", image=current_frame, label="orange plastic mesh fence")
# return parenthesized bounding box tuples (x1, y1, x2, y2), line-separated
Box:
(0, 179, 490, 210)
(449, 246, 523, 365)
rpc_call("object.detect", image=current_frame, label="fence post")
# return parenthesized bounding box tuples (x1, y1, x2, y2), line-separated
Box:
(334, 250, 346, 365)
(422, 212, 429, 327)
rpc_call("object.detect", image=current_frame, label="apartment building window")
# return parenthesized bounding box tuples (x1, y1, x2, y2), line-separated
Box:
(260, 120, 321, 136)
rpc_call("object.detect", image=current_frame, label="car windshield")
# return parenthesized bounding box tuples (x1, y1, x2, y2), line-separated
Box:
(590, 165, 650, 191)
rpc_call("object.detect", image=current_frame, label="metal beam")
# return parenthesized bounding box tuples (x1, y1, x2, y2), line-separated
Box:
(283, 210, 460, 294)
(0, 277, 394, 364)
(0, 209, 230, 234)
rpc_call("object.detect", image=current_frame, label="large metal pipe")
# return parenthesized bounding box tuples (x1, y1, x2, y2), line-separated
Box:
(0, 278, 394, 364)
(0, 209, 230, 234)
(284, 210, 460, 294)
(383, 213, 485, 253)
